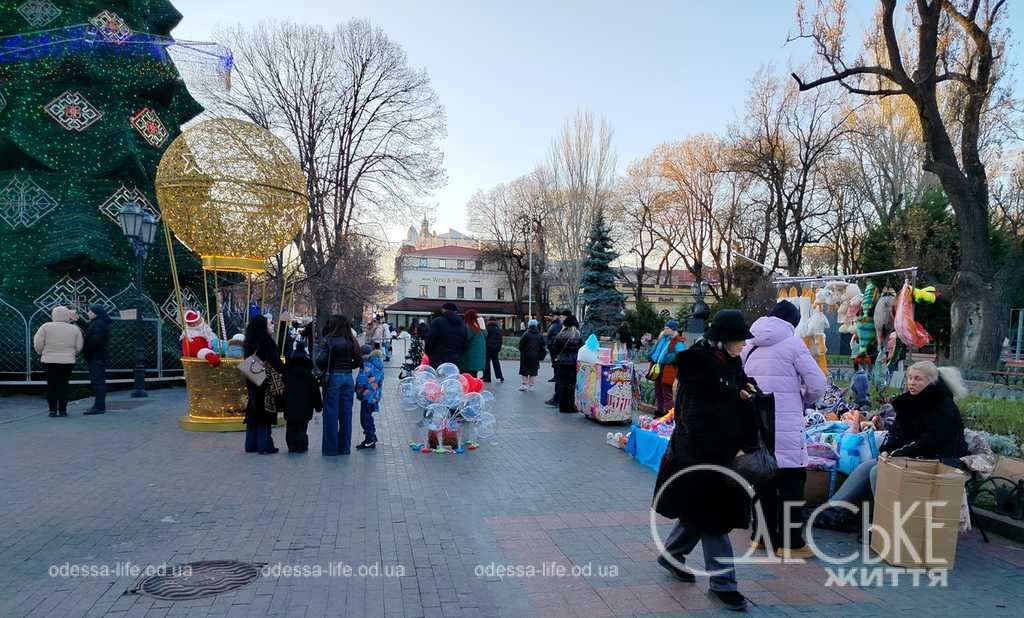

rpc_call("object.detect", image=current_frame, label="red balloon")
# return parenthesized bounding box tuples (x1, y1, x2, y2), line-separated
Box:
(471, 377, 484, 393)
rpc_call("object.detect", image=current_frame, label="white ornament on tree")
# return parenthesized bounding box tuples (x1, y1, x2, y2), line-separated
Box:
(0, 176, 58, 229)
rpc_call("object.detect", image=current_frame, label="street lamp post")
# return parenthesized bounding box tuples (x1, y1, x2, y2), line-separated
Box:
(689, 279, 710, 336)
(118, 203, 158, 398)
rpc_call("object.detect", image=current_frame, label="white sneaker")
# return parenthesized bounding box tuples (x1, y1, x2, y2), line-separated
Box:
(519, 384, 527, 391)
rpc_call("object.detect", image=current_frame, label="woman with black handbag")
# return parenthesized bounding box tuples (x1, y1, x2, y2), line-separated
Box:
(243, 315, 285, 454)
(651, 310, 759, 613)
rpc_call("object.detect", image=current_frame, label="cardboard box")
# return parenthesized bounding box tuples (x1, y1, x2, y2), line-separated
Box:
(993, 456, 1024, 484)
(804, 469, 847, 504)
(870, 457, 966, 569)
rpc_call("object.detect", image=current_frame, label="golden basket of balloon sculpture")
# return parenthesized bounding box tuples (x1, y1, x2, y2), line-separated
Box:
(155, 118, 308, 431)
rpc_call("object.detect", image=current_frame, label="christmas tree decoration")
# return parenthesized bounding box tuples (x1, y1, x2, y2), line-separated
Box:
(44, 90, 103, 131)
(16, 0, 60, 28)
(0, 176, 58, 228)
(88, 10, 132, 45)
(130, 107, 169, 147)
(580, 209, 626, 338)
(0, 0, 227, 379)
(155, 117, 308, 274)
(98, 186, 159, 223)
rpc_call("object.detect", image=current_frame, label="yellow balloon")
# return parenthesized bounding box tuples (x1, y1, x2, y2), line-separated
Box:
(155, 118, 308, 273)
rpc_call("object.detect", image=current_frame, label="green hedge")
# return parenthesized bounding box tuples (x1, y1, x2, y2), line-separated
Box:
(960, 396, 1024, 438)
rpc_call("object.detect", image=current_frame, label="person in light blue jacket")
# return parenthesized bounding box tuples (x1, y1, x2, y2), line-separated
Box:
(355, 345, 385, 449)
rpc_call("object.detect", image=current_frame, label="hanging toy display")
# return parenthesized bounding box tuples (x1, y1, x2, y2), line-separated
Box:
(895, 282, 933, 349)
(853, 281, 878, 358)
(402, 363, 497, 454)
(805, 287, 831, 373)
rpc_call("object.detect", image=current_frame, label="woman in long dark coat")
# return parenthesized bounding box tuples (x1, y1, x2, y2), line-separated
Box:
(517, 319, 546, 391)
(548, 316, 583, 413)
(244, 315, 285, 454)
(652, 310, 759, 612)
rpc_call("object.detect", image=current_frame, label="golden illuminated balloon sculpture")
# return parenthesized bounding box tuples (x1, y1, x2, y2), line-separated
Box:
(155, 118, 308, 431)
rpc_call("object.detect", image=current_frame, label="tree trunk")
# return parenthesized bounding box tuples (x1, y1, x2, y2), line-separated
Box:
(945, 184, 1005, 369)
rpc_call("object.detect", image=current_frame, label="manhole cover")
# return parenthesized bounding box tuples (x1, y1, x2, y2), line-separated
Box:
(132, 560, 261, 600)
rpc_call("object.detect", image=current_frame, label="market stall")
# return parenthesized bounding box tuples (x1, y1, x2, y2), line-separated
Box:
(624, 424, 670, 472)
(575, 359, 634, 423)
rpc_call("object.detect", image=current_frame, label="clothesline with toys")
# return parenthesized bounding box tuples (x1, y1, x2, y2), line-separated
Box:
(769, 265, 937, 377)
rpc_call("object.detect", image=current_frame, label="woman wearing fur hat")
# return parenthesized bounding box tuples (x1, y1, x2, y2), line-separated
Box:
(33, 306, 83, 417)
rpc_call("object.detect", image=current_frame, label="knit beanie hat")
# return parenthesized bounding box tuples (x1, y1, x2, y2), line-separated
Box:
(768, 300, 801, 328)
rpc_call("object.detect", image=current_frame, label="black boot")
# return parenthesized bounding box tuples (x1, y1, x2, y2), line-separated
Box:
(710, 590, 748, 612)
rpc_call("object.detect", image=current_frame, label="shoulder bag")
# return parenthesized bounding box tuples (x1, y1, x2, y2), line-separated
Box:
(645, 337, 669, 381)
(732, 390, 778, 483)
(239, 354, 267, 386)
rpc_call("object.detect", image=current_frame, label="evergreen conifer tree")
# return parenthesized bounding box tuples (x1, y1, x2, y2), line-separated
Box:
(580, 209, 625, 337)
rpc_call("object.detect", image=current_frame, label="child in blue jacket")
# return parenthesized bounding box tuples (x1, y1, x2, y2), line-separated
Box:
(356, 345, 385, 449)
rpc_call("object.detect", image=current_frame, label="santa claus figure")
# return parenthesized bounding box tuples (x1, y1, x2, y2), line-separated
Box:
(181, 309, 221, 366)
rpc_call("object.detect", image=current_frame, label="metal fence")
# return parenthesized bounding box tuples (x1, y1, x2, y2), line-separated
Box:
(0, 297, 183, 384)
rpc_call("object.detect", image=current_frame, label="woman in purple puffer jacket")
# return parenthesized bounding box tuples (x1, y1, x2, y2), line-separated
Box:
(741, 300, 827, 559)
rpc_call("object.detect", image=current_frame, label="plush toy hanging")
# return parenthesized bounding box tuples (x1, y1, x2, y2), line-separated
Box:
(895, 282, 932, 348)
(854, 282, 878, 357)
(873, 289, 897, 357)
(805, 287, 831, 373)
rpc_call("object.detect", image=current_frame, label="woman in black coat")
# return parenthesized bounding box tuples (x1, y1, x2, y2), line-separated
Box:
(652, 310, 758, 612)
(548, 316, 583, 413)
(517, 319, 546, 391)
(243, 315, 285, 454)
(83, 304, 112, 415)
(829, 361, 969, 508)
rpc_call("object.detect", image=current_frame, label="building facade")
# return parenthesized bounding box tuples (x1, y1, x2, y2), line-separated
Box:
(384, 245, 518, 329)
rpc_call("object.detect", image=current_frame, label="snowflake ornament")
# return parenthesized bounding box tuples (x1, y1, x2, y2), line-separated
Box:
(89, 10, 133, 45)
(131, 108, 169, 147)
(0, 176, 58, 229)
(17, 0, 61, 28)
(99, 186, 160, 224)
(34, 276, 115, 316)
(45, 91, 103, 132)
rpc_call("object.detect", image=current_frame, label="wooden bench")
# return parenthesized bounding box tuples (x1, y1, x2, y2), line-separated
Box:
(991, 359, 1024, 385)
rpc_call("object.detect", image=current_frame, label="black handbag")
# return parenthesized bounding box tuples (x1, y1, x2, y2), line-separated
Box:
(315, 336, 333, 387)
(733, 391, 778, 483)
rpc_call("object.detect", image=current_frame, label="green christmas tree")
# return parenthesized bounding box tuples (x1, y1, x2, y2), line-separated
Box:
(0, 1, 207, 374)
(580, 209, 625, 338)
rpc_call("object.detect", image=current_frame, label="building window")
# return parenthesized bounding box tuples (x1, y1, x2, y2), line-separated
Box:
(418, 257, 428, 268)
(439, 286, 446, 298)
(475, 260, 483, 270)
(474, 287, 483, 300)
(457, 287, 465, 299)
(457, 260, 465, 270)
(419, 285, 428, 298)
(439, 259, 446, 269)
(497, 289, 505, 300)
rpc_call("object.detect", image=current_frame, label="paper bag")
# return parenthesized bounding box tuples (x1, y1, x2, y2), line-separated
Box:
(870, 457, 966, 569)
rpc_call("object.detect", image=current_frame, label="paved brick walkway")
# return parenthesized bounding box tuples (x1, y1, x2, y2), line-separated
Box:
(1, 366, 1022, 617)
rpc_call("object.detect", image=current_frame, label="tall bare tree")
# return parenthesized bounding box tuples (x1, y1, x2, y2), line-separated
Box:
(211, 20, 446, 325)
(542, 111, 617, 315)
(792, 0, 1012, 367)
(730, 69, 853, 275)
(614, 153, 667, 303)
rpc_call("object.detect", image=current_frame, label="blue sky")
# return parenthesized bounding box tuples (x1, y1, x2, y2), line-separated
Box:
(172, 1, 1022, 236)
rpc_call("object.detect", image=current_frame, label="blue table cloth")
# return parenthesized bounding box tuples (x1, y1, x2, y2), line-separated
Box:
(625, 425, 670, 472)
